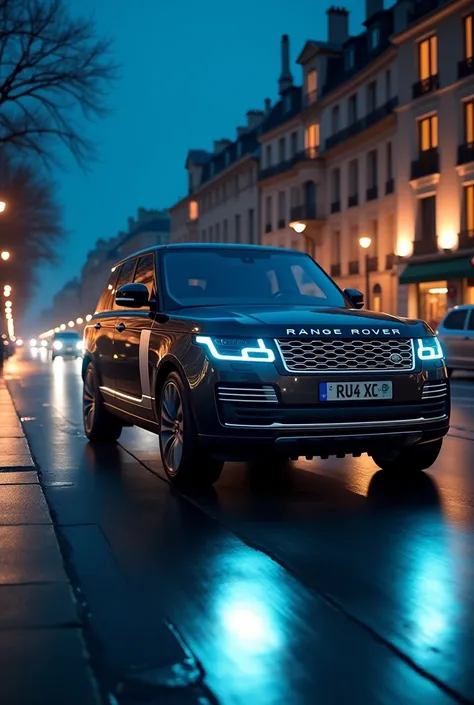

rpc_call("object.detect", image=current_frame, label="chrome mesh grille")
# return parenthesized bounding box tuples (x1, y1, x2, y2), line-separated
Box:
(275, 338, 415, 373)
(422, 380, 448, 400)
(216, 385, 278, 404)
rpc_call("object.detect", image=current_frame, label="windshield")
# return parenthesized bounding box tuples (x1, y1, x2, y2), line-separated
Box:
(163, 249, 347, 309)
(53, 332, 81, 341)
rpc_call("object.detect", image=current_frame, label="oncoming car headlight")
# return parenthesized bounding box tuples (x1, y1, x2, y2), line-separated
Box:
(53, 341, 63, 351)
(76, 341, 83, 351)
(417, 337, 444, 360)
(194, 336, 275, 363)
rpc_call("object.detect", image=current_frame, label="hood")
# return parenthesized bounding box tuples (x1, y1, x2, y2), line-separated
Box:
(171, 304, 433, 339)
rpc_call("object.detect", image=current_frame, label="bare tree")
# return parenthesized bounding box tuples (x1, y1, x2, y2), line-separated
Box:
(0, 150, 66, 307)
(0, 0, 118, 166)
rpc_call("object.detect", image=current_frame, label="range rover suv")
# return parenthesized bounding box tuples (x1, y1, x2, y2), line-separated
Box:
(82, 244, 450, 486)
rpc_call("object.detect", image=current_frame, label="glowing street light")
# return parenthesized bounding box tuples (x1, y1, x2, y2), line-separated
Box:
(0, 201, 6, 213)
(68, 320, 74, 327)
(60, 324, 66, 331)
(289, 221, 307, 234)
(5, 300, 12, 308)
(85, 314, 92, 322)
(359, 236, 372, 309)
(76, 317, 83, 324)
(1, 251, 10, 261)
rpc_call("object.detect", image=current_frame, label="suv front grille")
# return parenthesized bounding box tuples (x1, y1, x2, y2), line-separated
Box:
(275, 338, 415, 373)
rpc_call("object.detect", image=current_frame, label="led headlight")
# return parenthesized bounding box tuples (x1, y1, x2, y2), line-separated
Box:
(76, 341, 83, 351)
(194, 336, 275, 362)
(53, 340, 63, 351)
(417, 337, 444, 360)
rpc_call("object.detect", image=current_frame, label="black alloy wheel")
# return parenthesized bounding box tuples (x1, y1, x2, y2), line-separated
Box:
(83, 363, 123, 442)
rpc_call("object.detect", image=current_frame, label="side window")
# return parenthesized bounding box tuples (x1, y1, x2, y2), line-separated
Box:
(291, 264, 326, 299)
(467, 311, 474, 330)
(134, 254, 155, 298)
(95, 267, 121, 313)
(113, 259, 137, 310)
(443, 309, 467, 330)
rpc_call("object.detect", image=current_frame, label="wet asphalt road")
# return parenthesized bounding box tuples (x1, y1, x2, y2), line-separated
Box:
(5, 350, 474, 705)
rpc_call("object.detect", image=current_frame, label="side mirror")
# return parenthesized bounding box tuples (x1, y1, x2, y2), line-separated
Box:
(344, 288, 364, 309)
(115, 283, 150, 309)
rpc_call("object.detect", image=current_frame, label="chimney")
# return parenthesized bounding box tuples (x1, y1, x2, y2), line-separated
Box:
(327, 7, 349, 44)
(366, 0, 383, 20)
(264, 98, 272, 114)
(247, 110, 264, 129)
(236, 126, 247, 138)
(213, 139, 231, 153)
(278, 34, 293, 94)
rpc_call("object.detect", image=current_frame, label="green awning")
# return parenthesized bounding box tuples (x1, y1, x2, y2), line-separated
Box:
(399, 256, 474, 284)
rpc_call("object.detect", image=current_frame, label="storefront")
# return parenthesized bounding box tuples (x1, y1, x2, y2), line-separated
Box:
(399, 255, 474, 329)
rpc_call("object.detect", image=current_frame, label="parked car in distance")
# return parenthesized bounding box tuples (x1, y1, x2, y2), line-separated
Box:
(437, 304, 474, 376)
(82, 243, 450, 487)
(51, 330, 83, 360)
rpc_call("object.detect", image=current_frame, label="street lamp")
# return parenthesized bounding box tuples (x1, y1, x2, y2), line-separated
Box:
(1, 251, 10, 261)
(359, 236, 372, 310)
(289, 221, 307, 234)
(0, 201, 6, 213)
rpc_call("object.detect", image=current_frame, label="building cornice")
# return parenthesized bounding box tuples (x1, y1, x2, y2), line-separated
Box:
(258, 115, 302, 143)
(191, 153, 257, 195)
(391, 0, 470, 45)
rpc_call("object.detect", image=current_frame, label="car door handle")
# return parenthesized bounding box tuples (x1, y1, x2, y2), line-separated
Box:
(94, 323, 101, 329)
(115, 322, 125, 332)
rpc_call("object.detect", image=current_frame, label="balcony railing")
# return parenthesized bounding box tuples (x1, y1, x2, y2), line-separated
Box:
(385, 178, 394, 194)
(259, 148, 319, 181)
(457, 142, 474, 166)
(304, 90, 317, 107)
(459, 56, 474, 79)
(348, 194, 358, 208)
(330, 263, 341, 278)
(385, 253, 396, 270)
(458, 230, 474, 249)
(366, 185, 378, 201)
(412, 238, 438, 255)
(330, 200, 341, 214)
(412, 74, 439, 99)
(278, 218, 285, 230)
(265, 223, 272, 233)
(290, 203, 318, 221)
(367, 256, 378, 272)
(348, 260, 359, 275)
(324, 98, 398, 151)
(410, 148, 439, 180)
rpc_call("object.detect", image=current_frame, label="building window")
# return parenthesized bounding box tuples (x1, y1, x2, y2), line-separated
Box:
(420, 195, 437, 241)
(306, 69, 317, 102)
(235, 214, 241, 243)
(248, 209, 255, 243)
(278, 192, 286, 228)
(201, 229, 206, 242)
(418, 114, 438, 151)
(367, 149, 378, 192)
(331, 230, 341, 265)
(305, 124, 319, 157)
(372, 284, 382, 312)
(265, 196, 272, 232)
(279, 137, 286, 163)
(331, 105, 340, 134)
(291, 131, 298, 155)
(464, 14, 474, 59)
(215, 223, 220, 241)
(348, 159, 358, 203)
(385, 69, 391, 101)
(348, 94, 358, 124)
(367, 81, 377, 113)
(284, 94, 292, 112)
(345, 45, 355, 70)
(418, 35, 437, 81)
(369, 26, 380, 51)
(188, 200, 198, 220)
(331, 168, 341, 206)
(349, 225, 359, 265)
(266, 144, 272, 168)
(223, 219, 228, 242)
(209, 225, 213, 241)
(464, 185, 474, 235)
(387, 141, 393, 178)
(464, 100, 474, 144)
(290, 186, 300, 208)
(370, 219, 379, 256)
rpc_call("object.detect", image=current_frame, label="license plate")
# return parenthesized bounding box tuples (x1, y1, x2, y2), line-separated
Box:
(320, 381, 393, 401)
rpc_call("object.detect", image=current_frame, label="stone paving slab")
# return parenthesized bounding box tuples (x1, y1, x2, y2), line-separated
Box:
(0, 437, 35, 468)
(0, 525, 68, 584)
(0, 471, 38, 484)
(0, 582, 79, 629)
(0, 628, 102, 705)
(0, 484, 52, 524)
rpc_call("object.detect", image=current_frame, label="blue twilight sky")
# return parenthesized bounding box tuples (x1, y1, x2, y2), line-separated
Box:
(28, 0, 370, 320)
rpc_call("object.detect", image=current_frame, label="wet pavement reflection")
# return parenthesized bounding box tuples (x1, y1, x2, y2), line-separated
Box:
(4, 353, 474, 704)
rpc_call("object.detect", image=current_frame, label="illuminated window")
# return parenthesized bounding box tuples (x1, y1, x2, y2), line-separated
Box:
(464, 100, 474, 143)
(464, 185, 474, 233)
(304, 124, 319, 157)
(464, 14, 474, 59)
(306, 69, 317, 102)
(418, 114, 438, 151)
(418, 35, 437, 81)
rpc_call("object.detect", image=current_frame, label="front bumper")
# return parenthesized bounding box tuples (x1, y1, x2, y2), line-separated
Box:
(188, 357, 450, 460)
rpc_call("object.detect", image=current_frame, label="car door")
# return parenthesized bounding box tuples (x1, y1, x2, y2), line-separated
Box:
(462, 309, 474, 368)
(113, 253, 156, 412)
(86, 266, 122, 389)
(438, 308, 469, 366)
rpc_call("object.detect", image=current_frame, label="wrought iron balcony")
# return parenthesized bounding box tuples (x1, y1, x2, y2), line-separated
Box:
(367, 256, 378, 272)
(304, 90, 317, 107)
(366, 185, 378, 201)
(259, 148, 319, 180)
(385, 253, 396, 270)
(348, 260, 359, 275)
(385, 178, 394, 195)
(348, 194, 358, 208)
(278, 218, 285, 230)
(457, 142, 474, 166)
(290, 203, 318, 221)
(324, 98, 398, 151)
(410, 148, 439, 180)
(412, 238, 438, 255)
(330, 263, 341, 277)
(265, 223, 272, 233)
(459, 56, 474, 79)
(330, 200, 341, 214)
(458, 230, 474, 249)
(412, 74, 439, 99)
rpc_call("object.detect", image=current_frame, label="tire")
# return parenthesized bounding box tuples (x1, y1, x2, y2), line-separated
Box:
(158, 371, 223, 487)
(82, 362, 123, 442)
(372, 439, 443, 473)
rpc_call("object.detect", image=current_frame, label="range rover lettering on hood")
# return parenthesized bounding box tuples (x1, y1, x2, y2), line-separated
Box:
(285, 328, 402, 336)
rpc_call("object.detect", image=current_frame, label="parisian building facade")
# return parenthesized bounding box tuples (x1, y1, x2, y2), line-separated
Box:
(170, 0, 474, 328)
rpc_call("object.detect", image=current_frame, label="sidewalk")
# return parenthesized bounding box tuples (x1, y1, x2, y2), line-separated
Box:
(0, 377, 102, 705)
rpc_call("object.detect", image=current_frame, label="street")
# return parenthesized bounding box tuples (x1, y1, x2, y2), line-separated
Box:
(4, 350, 474, 705)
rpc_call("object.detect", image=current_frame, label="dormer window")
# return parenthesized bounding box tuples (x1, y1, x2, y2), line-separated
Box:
(237, 141, 243, 157)
(345, 45, 355, 70)
(210, 162, 215, 177)
(224, 151, 230, 166)
(306, 69, 318, 104)
(369, 25, 380, 51)
(189, 201, 198, 221)
(284, 94, 292, 112)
